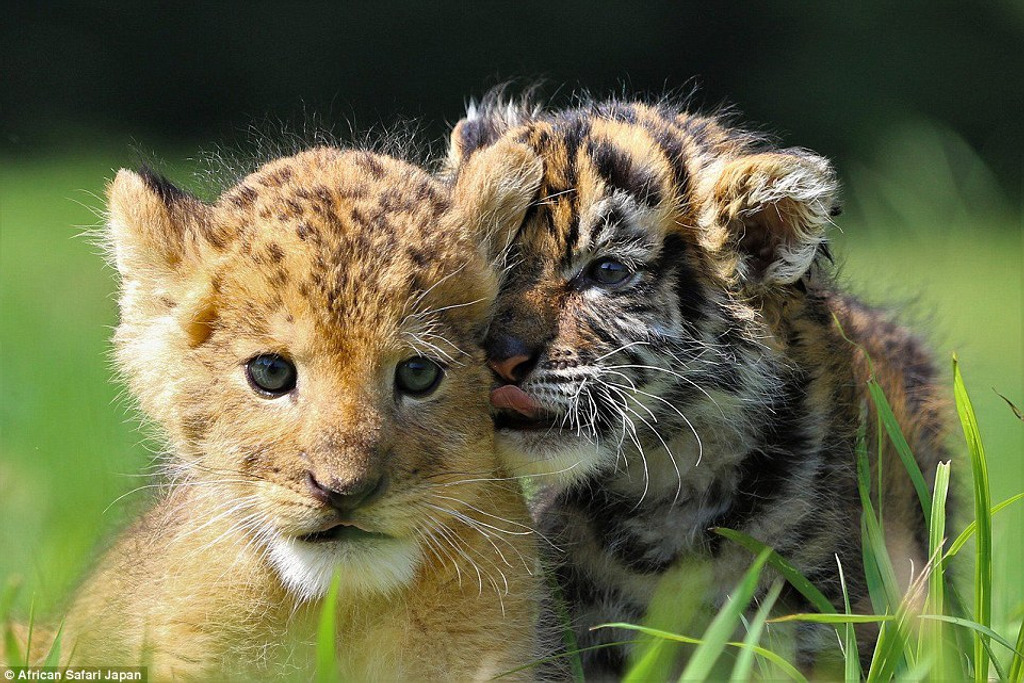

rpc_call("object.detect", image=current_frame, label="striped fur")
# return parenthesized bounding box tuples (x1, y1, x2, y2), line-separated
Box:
(446, 94, 950, 677)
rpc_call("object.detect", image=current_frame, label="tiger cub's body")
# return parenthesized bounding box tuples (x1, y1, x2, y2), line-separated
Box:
(446, 96, 949, 676)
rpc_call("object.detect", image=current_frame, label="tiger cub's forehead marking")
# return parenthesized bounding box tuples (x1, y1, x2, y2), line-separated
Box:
(512, 110, 698, 277)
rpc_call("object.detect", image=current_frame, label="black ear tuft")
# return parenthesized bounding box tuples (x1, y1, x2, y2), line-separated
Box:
(452, 117, 506, 160)
(138, 165, 194, 206)
(447, 87, 542, 167)
(818, 241, 835, 265)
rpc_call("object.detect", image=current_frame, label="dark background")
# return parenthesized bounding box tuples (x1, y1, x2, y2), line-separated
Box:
(3, 1, 1022, 201)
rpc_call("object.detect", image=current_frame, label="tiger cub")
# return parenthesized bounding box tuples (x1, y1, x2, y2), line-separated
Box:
(444, 94, 949, 676)
(52, 142, 546, 679)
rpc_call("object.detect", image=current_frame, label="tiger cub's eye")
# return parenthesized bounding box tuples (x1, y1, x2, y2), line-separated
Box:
(247, 354, 297, 396)
(586, 258, 633, 287)
(395, 357, 443, 397)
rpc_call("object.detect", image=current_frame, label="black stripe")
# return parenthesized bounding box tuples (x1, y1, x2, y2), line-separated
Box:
(558, 115, 590, 262)
(587, 138, 663, 208)
(708, 372, 814, 551)
(562, 487, 678, 574)
(643, 111, 691, 197)
(552, 547, 646, 621)
(656, 233, 705, 323)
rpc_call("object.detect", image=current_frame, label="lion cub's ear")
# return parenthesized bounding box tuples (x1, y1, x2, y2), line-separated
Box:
(107, 169, 222, 347)
(452, 139, 544, 264)
(704, 150, 838, 287)
(107, 169, 219, 283)
(446, 95, 536, 168)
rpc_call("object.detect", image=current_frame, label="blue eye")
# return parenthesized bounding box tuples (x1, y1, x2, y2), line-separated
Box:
(247, 354, 297, 396)
(586, 258, 633, 287)
(395, 357, 443, 396)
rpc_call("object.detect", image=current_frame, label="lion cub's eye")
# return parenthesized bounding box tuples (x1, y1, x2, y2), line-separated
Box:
(247, 354, 297, 397)
(585, 257, 634, 287)
(395, 357, 443, 397)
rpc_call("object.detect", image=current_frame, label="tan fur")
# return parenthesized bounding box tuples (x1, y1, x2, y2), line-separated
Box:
(31, 142, 546, 680)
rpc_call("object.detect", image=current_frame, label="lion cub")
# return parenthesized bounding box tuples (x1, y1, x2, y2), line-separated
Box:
(58, 142, 544, 679)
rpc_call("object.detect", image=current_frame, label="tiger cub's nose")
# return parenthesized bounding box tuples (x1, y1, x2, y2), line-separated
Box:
(486, 333, 541, 384)
(306, 471, 387, 514)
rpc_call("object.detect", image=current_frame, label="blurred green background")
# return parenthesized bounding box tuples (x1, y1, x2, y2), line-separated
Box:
(1, 0, 1021, 638)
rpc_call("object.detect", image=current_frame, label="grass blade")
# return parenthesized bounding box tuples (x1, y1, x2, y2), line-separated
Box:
(867, 379, 932, 520)
(678, 548, 771, 681)
(546, 567, 585, 683)
(922, 461, 951, 674)
(947, 583, 1008, 680)
(40, 621, 62, 668)
(857, 415, 914, 681)
(953, 355, 992, 683)
(1, 578, 24, 667)
(315, 571, 341, 683)
(994, 390, 1024, 422)
(865, 591, 915, 682)
(837, 556, 861, 682)
(945, 492, 1024, 559)
(1009, 617, 1024, 682)
(598, 622, 806, 683)
(712, 528, 836, 614)
(625, 558, 711, 682)
(731, 579, 783, 682)
(855, 424, 903, 612)
(918, 615, 1024, 658)
(769, 613, 894, 625)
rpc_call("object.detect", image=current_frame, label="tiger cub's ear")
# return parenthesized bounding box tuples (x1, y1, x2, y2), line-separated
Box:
(452, 139, 543, 264)
(703, 150, 838, 287)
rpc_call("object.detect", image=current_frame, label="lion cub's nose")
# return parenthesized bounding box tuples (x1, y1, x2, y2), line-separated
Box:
(306, 471, 387, 514)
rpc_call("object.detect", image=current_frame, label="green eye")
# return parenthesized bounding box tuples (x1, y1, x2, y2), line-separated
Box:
(586, 258, 633, 287)
(395, 357, 443, 397)
(247, 354, 297, 396)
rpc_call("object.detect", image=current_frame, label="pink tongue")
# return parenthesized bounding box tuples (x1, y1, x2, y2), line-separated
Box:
(490, 385, 542, 418)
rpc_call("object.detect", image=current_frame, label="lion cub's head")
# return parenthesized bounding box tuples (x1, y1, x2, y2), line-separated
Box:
(106, 144, 542, 599)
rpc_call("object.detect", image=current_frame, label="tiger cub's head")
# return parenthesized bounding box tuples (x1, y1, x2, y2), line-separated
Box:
(447, 96, 839, 487)
(107, 143, 541, 600)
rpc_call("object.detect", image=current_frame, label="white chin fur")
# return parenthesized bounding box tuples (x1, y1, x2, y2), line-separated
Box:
(496, 433, 606, 487)
(268, 534, 420, 602)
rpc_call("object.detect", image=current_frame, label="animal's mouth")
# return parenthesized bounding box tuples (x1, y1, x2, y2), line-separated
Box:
(298, 521, 391, 544)
(490, 385, 562, 432)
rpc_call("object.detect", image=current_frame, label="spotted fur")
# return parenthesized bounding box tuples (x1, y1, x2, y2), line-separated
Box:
(54, 142, 547, 679)
(446, 94, 950, 677)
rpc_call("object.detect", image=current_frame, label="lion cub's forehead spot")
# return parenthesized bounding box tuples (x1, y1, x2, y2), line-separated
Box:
(206, 148, 481, 345)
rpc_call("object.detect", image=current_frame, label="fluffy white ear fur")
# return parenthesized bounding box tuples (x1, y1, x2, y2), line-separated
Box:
(707, 150, 838, 286)
(452, 139, 544, 265)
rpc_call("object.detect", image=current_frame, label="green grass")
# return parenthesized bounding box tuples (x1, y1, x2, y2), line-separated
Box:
(1, 122, 1021, 677)
(604, 351, 1022, 681)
